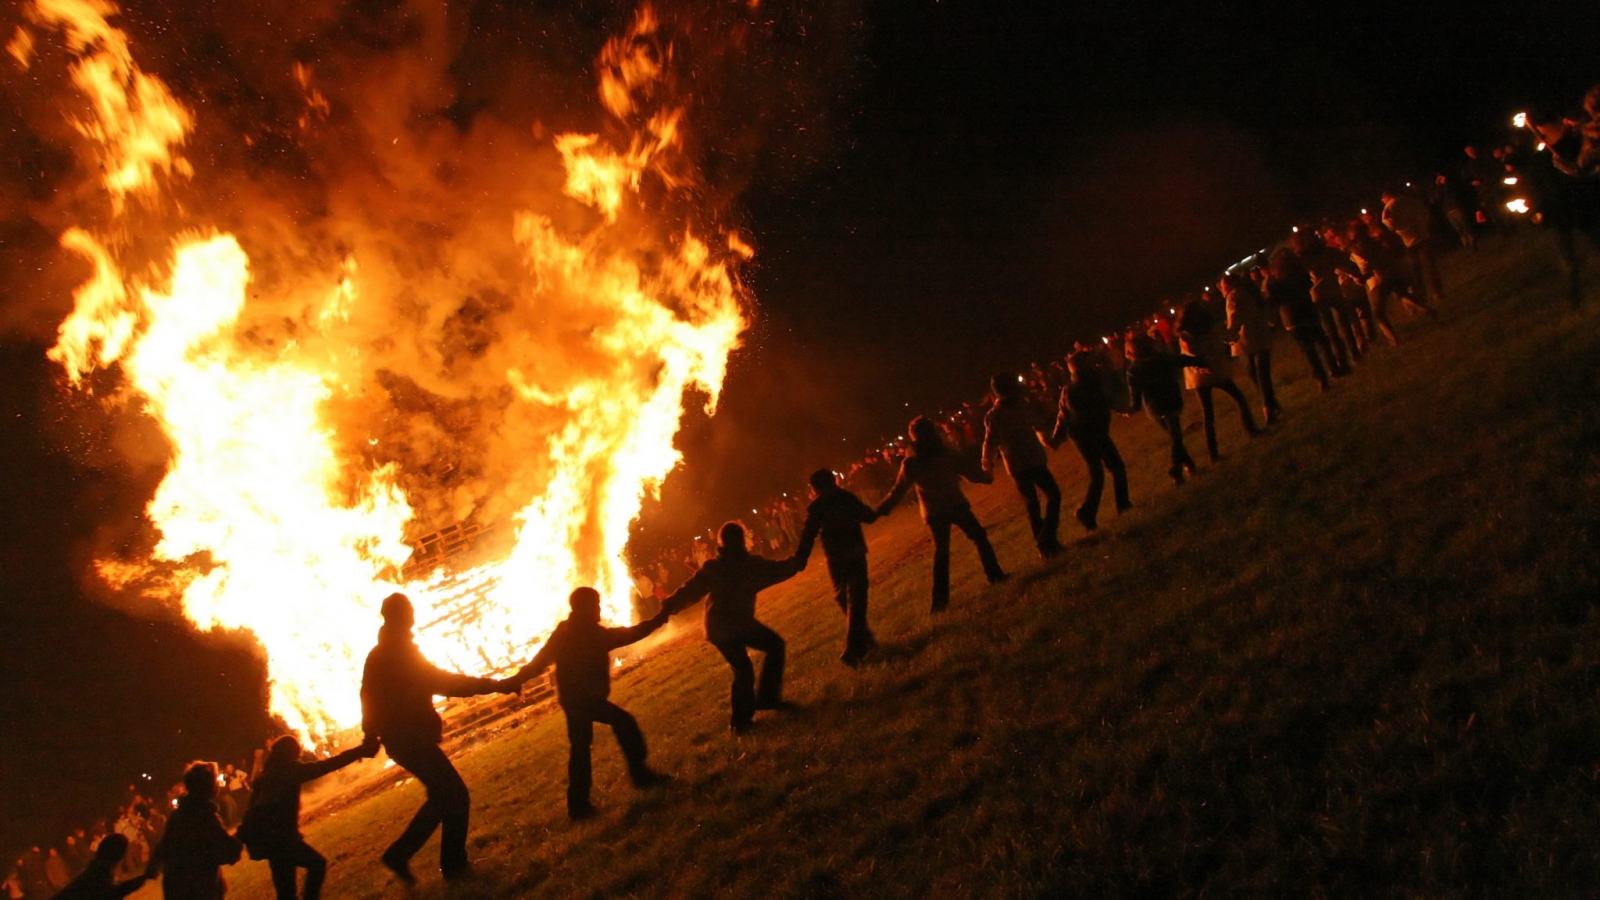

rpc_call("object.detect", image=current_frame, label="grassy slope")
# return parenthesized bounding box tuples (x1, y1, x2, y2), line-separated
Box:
(204, 232, 1600, 900)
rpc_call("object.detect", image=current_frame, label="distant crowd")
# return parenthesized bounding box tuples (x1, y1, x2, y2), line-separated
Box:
(12, 83, 1599, 900)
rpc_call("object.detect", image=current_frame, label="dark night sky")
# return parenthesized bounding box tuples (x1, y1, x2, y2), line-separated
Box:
(3, 0, 1597, 857)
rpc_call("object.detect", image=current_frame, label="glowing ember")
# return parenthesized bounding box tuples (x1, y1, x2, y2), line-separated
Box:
(1506, 198, 1530, 214)
(21, 1, 748, 739)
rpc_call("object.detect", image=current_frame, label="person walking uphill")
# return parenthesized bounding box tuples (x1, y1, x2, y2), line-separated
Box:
(1125, 334, 1203, 485)
(360, 592, 517, 883)
(147, 763, 242, 900)
(794, 467, 882, 666)
(508, 588, 671, 819)
(1050, 350, 1131, 531)
(659, 523, 804, 734)
(236, 736, 377, 900)
(876, 416, 1006, 612)
(981, 372, 1063, 558)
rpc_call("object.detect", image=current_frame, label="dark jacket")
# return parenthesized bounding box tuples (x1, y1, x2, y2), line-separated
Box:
(360, 625, 500, 745)
(50, 863, 143, 900)
(242, 747, 366, 854)
(876, 447, 992, 523)
(980, 397, 1051, 475)
(148, 798, 240, 900)
(1051, 370, 1113, 446)
(794, 486, 876, 565)
(511, 615, 662, 711)
(660, 547, 802, 644)
(1127, 354, 1202, 417)
(1264, 270, 1320, 330)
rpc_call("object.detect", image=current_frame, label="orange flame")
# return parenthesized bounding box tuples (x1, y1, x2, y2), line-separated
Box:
(28, 0, 747, 739)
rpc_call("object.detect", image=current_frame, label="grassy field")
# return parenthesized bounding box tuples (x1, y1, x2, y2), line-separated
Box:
(183, 230, 1600, 899)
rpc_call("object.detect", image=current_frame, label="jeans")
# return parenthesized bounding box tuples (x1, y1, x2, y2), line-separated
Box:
(712, 621, 786, 727)
(927, 505, 1004, 611)
(564, 701, 650, 813)
(382, 739, 471, 877)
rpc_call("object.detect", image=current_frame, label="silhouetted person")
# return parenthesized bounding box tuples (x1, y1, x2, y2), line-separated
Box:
(509, 587, 670, 818)
(660, 522, 803, 733)
(1264, 249, 1342, 390)
(794, 468, 882, 665)
(148, 763, 242, 900)
(1125, 334, 1202, 484)
(981, 372, 1063, 558)
(876, 416, 1005, 612)
(1177, 299, 1261, 463)
(1050, 351, 1131, 530)
(360, 592, 515, 882)
(1218, 273, 1282, 423)
(238, 736, 376, 900)
(49, 837, 147, 900)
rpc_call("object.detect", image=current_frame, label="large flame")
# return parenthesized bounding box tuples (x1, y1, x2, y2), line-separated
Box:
(19, 1, 747, 738)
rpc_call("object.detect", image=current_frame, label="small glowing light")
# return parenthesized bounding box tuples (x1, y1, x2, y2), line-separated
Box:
(1506, 198, 1530, 214)
(1503, 176, 1518, 185)
(1405, 182, 1412, 188)
(1537, 142, 1547, 151)
(1360, 208, 1368, 215)
(1291, 226, 1299, 233)
(1101, 337, 1110, 345)
(1513, 111, 1528, 129)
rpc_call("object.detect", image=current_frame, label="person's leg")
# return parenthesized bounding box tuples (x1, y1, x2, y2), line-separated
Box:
(298, 844, 327, 900)
(1219, 379, 1259, 434)
(564, 709, 596, 815)
(1290, 328, 1330, 388)
(929, 519, 953, 612)
(591, 702, 654, 785)
(712, 641, 758, 728)
(1158, 410, 1193, 480)
(744, 621, 787, 708)
(1102, 435, 1131, 511)
(1073, 436, 1104, 526)
(1024, 466, 1062, 551)
(1196, 386, 1219, 462)
(384, 741, 471, 877)
(268, 857, 299, 900)
(1012, 471, 1044, 544)
(1318, 303, 1350, 368)
(951, 506, 1005, 583)
(1252, 350, 1280, 420)
(825, 557, 850, 615)
(1367, 281, 1401, 346)
(839, 556, 873, 655)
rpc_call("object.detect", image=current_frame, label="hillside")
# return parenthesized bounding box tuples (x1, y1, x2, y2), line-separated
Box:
(186, 231, 1600, 899)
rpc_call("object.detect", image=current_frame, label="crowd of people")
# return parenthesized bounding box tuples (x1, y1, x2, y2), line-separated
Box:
(11, 82, 1599, 900)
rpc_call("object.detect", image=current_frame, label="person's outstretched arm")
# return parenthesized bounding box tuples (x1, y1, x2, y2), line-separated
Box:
(293, 741, 378, 785)
(508, 631, 561, 689)
(659, 565, 713, 617)
(602, 612, 669, 651)
(793, 509, 820, 567)
(874, 462, 911, 517)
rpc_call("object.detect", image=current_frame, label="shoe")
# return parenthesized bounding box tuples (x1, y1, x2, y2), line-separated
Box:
(631, 769, 673, 789)
(1038, 539, 1064, 558)
(730, 719, 757, 735)
(987, 571, 1008, 585)
(568, 803, 598, 821)
(380, 852, 416, 885)
(441, 865, 474, 883)
(930, 598, 949, 613)
(1074, 508, 1098, 531)
(754, 698, 797, 712)
(1115, 501, 1132, 514)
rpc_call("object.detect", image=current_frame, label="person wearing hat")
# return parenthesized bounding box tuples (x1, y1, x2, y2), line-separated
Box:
(360, 593, 516, 883)
(794, 467, 882, 666)
(659, 523, 803, 733)
(508, 588, 670, 819)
